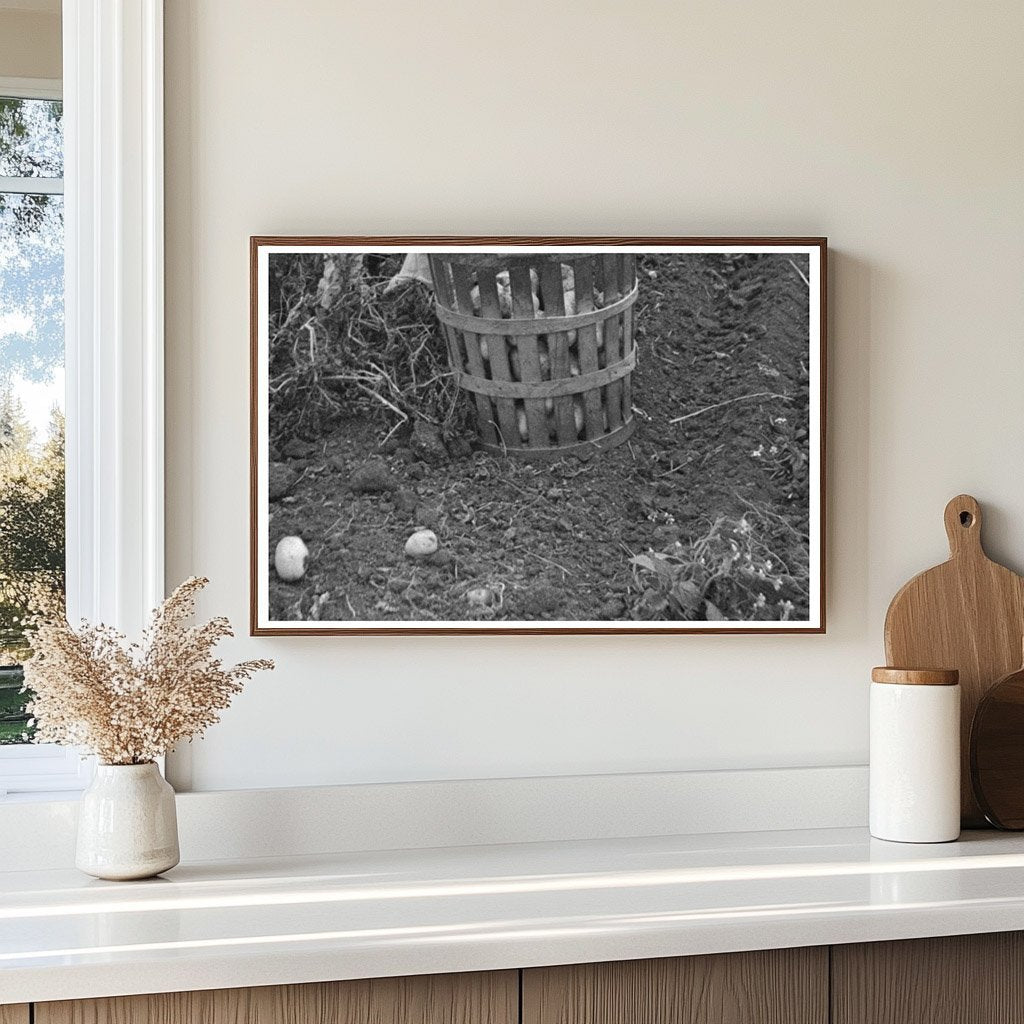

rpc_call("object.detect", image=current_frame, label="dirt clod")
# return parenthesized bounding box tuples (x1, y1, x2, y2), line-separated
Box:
(283, 438, 318, 460)
(447, 437, 473, 460)
(518, 583, 562, 616)
(410, 421, 449, 466)
(349, 460, 399, 494)
(415, 503, 441, 529)
(393, 488, 418, 512)
(269, 463, 299, 501)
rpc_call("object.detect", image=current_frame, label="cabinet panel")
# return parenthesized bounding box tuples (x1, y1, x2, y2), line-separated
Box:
(36, 971, 517, 1024)
(522, 948, 828, 1024)
(832, 932, 1024, 1024)
(0, 1007, 29, 1024)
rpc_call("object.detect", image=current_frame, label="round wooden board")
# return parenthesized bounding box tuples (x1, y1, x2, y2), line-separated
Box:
(971, 662, 1024, 829)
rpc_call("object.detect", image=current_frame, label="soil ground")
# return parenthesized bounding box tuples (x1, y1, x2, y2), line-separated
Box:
(267, 253, 812, 624)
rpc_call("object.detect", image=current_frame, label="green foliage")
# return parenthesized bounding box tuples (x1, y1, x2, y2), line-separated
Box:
(0, 391, 65, 663)
(0, 664, 30, 743)
(0, 394, 64, 743)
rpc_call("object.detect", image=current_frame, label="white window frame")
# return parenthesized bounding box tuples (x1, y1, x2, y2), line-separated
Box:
(0, 0, 164, 797)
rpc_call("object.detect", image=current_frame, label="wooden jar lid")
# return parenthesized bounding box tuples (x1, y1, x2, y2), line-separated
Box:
(871, 667, 960, 686)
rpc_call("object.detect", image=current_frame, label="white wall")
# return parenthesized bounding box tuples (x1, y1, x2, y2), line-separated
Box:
(164, 0, 1024, 792)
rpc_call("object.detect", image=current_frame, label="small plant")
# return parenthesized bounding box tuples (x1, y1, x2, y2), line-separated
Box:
(23, 577, 273, 765)
(751, 362, 810, 496)
(628, 511, 809, 622)
(751, 414, 809, 490)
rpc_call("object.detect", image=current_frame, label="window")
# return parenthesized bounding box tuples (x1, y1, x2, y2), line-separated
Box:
(0, 78, 81, 794)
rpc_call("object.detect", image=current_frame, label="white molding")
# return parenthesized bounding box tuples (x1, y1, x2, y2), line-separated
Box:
(0, 765, 869, 869)
(63, 0, 164, 634)
(0, 75, 62, 100)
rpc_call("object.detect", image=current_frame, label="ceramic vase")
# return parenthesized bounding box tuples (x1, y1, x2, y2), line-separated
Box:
(76, 762, 180, 880)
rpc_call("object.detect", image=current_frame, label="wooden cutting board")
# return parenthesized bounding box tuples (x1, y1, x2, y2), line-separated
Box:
(884, 494, 1024, 826)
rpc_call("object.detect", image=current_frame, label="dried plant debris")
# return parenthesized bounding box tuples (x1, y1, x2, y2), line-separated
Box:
(267, 253, 465, 451)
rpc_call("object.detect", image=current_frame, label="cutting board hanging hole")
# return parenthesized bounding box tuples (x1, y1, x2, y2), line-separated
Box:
(944, 494, 983, 556)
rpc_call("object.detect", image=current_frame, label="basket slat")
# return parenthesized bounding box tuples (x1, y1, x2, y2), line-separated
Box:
(475, 267, 519, 447)
(593, 254, 605, 298)
(573, 257, 605, 441)
(429, 256, 464, 373)
(539, 262, 578, 445)
(621, 254, 636, 421)
(450, 263, 498, 446)
(603, 254, 624, 432)
(509, 264, 549, 447)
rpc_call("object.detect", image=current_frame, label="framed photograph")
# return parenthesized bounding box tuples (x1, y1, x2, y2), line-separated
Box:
(251, 237, 826, 635)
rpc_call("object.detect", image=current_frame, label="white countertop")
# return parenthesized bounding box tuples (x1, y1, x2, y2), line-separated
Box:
(4, 826, 1024, 1004)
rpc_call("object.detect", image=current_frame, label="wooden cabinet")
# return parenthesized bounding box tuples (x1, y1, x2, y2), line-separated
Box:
(832, 932, 1024, 1024)
(14, 934, 1024, 1024)
(522, 948, 828, 1024)
(34, 972, 517, 1024)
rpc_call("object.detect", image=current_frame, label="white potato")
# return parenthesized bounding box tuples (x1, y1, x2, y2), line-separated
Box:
(274, 536, 309, 582)
(404, 529, 439, 558)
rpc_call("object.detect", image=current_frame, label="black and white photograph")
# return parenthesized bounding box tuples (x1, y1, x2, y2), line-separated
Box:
(251, 239, 825, 634)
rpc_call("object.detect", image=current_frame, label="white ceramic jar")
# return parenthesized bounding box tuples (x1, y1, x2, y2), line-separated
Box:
(76, 762, 180, 880)
(870, 667, 960, 843)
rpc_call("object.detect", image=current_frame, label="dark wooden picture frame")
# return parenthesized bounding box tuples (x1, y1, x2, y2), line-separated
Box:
(251, 237, 827, 635)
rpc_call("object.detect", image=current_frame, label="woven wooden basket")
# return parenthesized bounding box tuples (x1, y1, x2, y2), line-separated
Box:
(429, 253, 639, 458)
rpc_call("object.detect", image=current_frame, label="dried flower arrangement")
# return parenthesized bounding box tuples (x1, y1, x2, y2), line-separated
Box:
(23, 577, 273, 765)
